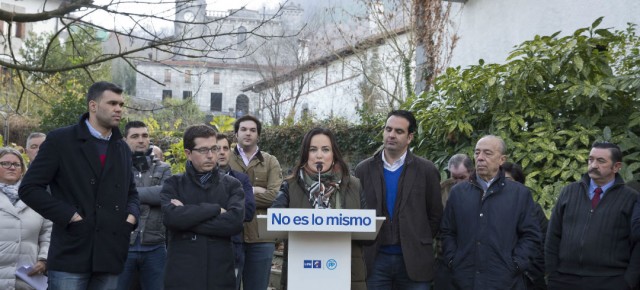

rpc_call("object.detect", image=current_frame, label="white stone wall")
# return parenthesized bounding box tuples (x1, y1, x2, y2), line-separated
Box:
(135, 62, 262, 115)
(261, 32, 413, 124)
(448, 0, 640, 68)
(0, 0, 63, 61)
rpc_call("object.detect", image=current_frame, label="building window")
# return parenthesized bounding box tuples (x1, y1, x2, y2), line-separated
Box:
(211, 93, 222, 111)
(235, 94, 249, 118)
(237, 26, 247, 49)
(164, 69, 171, 83)
(184, 70, 191, 83)
(213, 72, 220, 85)
(162, 90, 172, 100)
(183, 91, 192, 100)
(15, 22, 25, 38)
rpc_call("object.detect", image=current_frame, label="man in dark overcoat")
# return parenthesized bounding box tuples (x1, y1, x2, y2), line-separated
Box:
(19, 81, 140, 290)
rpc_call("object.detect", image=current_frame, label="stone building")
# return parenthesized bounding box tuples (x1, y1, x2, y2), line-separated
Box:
(134, 0, 303, 119)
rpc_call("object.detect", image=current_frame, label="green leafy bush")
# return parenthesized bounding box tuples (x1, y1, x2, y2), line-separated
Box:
(410, 18, 640, 213)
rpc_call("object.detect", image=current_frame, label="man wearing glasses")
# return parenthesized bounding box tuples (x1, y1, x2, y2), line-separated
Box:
(160, 124, 245, 289)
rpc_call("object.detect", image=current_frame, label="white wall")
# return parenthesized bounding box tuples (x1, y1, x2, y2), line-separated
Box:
(448, 0, 640, 68)
(0, 0, 63, 61)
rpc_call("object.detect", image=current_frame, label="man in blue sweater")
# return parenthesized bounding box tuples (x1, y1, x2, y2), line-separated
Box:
(355, 110, 442, 290)
(546, 142, 640, 290)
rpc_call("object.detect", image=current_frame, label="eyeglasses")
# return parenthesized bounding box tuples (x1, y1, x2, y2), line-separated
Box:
(0, 161, 21, 169)
(191, 146, 219, 154)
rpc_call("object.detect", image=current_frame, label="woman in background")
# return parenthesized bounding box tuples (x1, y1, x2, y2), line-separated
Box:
(0, 147, 52, 290)
(272, 127, 367, 290)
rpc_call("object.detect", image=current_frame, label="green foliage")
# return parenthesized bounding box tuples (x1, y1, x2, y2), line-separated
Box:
(165, 139, 187, 174)
(39, 80, 87, 132)
(21, 26, 111, 88)
(151, 98, 205, 132)
(260, 119, 383, 172)
(16, 25, 111, 127)
(210, 115, 236, 132)
(410, 19, 640, 213)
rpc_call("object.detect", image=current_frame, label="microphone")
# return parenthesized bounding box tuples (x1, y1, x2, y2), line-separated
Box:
(315, 162, 325, 208)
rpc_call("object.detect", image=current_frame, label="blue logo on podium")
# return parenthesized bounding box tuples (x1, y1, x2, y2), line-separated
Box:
(326, 259, 337, 270)
(313, 260, 321, 268)
(304, 260, 312, 268)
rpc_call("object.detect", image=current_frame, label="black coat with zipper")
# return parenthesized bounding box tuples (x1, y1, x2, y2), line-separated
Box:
(441, 169, 541, 290)
(545, 173, 640, 288)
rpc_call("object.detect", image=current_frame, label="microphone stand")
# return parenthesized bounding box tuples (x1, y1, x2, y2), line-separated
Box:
(316, 162, 325, 209)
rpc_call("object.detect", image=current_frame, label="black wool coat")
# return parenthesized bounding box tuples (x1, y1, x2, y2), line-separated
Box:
(19, 113, 140, 274)
(441, 170, 541, 290)
(161, 165, 245, 290)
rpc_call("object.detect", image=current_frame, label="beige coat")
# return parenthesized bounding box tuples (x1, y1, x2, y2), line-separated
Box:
(229, 147, 283, 243)
(0, 193, 52, 290)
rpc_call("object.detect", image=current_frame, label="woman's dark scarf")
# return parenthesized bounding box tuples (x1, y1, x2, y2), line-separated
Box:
(300, 164, 342, 209)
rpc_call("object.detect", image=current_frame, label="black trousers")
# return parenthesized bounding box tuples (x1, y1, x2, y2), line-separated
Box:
(548, 272, 632, 290)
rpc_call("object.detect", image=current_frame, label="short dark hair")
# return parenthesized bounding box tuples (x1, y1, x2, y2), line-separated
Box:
(216, 133, 232, 145)
(387, 110, 417, 134)
(234, 115, 262, 136)
(592, 141, 623, 163)
(124, 121, 147, 137)
(289, 128, 350, 181)
(502, 162, 526, 184)
(448, 154, 473, 172)
(86, 81, 123, 105)
(183, 124, 217, 150)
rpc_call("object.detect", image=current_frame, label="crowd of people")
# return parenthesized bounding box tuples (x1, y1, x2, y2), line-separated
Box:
(0, 80, 636, 290)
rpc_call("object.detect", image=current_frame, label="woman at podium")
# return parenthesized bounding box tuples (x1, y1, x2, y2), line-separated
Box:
(272, 127, 367, 290)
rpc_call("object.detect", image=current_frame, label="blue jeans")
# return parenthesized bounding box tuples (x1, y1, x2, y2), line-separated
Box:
(48, 271, 119, 290)
(241, 242, 275, 290)
(367, 252, 431, 290)
(116, 246, 166, 290)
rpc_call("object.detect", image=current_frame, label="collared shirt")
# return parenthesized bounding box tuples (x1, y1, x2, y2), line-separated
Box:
(382, 150, 407, 172)
(476, 173, 497, 192)
(84, 119, 112, 140)
(588, 178, 615, 200)
(237, 144, 259, 166)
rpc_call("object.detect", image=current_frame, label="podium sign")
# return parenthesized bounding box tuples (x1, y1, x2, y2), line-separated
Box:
(267, 208, 376, 232)
(261, 208, 380, 290)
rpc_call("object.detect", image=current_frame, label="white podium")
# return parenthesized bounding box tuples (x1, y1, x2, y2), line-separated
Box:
(257, 208, 384, 290)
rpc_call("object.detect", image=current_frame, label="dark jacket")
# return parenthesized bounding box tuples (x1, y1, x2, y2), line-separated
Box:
(354, 150, 443, 282)
(272, 174, 367, 290)
(632, 194, 640, 242)
(18, 113, 140, 274)
(441, 170, 541, 290)
(546, 174, 640, 288)
(524, 203, 548, 290)
(226, 169, 255, 244)
(161, 165, 245, 290)
(130, 156, 172, 246)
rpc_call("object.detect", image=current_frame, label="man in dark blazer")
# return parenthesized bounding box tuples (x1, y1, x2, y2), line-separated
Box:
(355, 110, 443, 290)
(19, 81, 140, 290)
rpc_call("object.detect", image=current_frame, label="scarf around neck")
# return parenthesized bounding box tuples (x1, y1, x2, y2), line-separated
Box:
(0, 180, 20, 205)
(301, 165, 342, 209)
